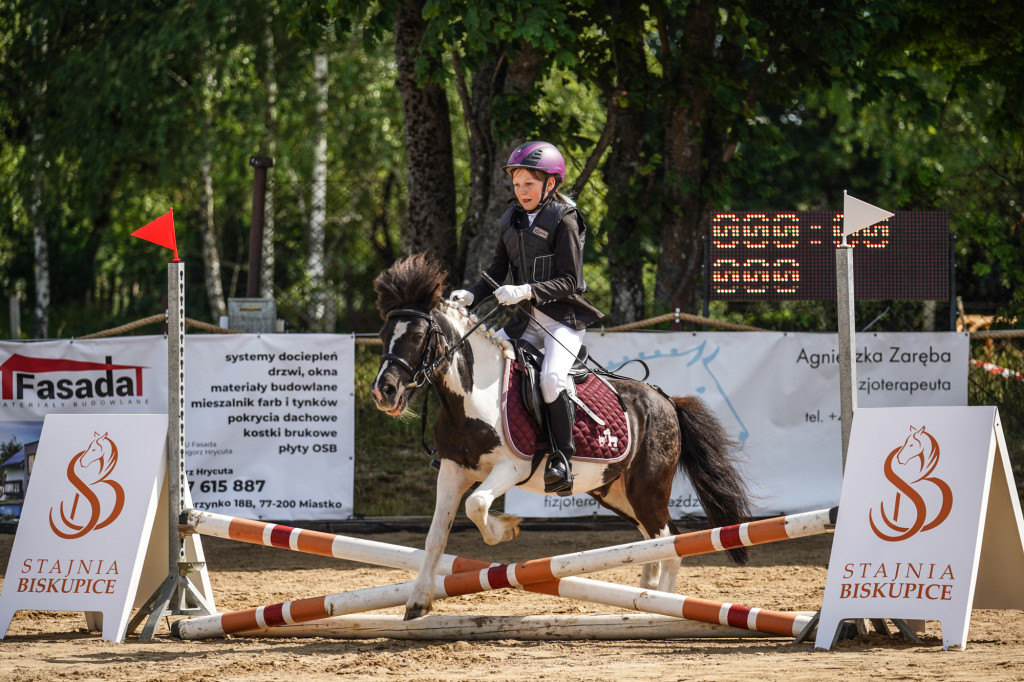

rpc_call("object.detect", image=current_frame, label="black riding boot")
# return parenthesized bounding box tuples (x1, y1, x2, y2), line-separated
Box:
(544, 390, 576, 495)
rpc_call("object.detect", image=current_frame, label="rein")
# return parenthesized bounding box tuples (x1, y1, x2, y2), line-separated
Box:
(478, 272, 651, 384)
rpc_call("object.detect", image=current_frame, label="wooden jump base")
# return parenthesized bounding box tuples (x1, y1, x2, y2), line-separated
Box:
(174, 507, 835, 641)
(236, 613, 817, 641)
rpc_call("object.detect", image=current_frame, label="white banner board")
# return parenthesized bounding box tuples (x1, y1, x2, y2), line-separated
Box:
(505, 332, 968, 518)
(183, 334, 355, 520)
(815, 406, 1024, 650)
(0, 414, 168, 641)
(0, 334, 355, 521)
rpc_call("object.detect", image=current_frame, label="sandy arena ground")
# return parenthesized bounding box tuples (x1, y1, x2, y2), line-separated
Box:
(1, 524, 1023, 681)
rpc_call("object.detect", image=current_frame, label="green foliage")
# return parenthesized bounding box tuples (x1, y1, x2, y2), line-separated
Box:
(0, 436, 21, 466)
(968, 341, 1024, 497)
(351, 343, 440, 515)
(2, 0, 1024, 510)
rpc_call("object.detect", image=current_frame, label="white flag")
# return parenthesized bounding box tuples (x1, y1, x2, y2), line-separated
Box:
(843, 190, 894, 236)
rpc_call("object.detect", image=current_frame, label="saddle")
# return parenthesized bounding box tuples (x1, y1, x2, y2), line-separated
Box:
(502, 340, 631, 464)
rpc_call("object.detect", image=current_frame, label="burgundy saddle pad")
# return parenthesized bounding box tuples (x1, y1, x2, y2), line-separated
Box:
(501, 359, 630, 462)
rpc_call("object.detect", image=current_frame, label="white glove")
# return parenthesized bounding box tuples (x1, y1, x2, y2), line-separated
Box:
(494, 284, 533, 306)
(448, 289, 474, 307)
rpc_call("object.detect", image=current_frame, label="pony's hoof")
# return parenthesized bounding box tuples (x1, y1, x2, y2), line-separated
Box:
(404, 604, 429, 621)
(499, 513, 522, 541)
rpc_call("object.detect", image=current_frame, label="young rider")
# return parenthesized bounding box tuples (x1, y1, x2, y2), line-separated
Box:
(449, 141, 604, 495)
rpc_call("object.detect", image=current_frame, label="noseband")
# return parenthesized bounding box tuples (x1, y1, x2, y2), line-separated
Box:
(379, 308, 441, 389)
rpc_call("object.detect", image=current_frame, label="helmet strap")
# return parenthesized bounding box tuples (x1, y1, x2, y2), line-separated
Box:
(537, 175, 561, 209)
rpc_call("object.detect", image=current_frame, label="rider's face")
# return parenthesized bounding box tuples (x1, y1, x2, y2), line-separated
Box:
(512, 169, 554, 212)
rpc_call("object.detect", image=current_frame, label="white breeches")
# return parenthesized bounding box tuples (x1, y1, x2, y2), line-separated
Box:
(499, 307, 585, 403)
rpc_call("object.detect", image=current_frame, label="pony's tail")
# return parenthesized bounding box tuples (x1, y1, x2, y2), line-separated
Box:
(673, 395, 752, 565)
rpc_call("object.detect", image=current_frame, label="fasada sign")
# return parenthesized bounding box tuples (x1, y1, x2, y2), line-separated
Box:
(816, 406, 1024, 650)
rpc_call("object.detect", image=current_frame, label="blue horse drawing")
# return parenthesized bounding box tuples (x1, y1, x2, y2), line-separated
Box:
(602, 339, 749, 445)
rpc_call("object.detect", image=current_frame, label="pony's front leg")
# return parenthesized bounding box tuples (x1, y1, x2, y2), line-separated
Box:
(405, 460, 472, 620)
(464, 460, 524, 545)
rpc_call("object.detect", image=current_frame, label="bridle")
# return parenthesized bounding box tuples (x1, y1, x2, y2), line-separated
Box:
(378, 308, 441, 390)
(378, 303, 505, 390)
(377, 303, 502, 457)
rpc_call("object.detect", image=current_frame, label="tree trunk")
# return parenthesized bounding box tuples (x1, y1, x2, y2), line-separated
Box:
(30, 15, 49, 339)
(199, 60, 227, 321)
(260, 11, 278, 300)
(452, 52, 498, 285)
(308, 43, 331, 331)
(602, 2, 649, 324)
(462, 45, 544, 283)
(394, 0, 457, 275)
(655, 0, 718, 318)
(199, 148, 227, 320)
(31, 143, 49, 339)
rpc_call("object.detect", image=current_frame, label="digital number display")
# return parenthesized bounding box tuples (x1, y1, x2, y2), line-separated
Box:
(708, 211, 950, 301)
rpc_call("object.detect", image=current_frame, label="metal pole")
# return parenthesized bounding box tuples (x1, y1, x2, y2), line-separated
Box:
(702, 234, 710, 331)
(949, 232, 957, 332)
(8, 294, 20, 339)
(836, 246, 857, 472)
(127, 261, 215, 639)
(167, 260, 186, 581)
(247, 156, 274, 298)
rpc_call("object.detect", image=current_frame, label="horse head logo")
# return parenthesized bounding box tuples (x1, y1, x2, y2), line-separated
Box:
(49, 431, 126, 539)
(869, 425, 953, 542)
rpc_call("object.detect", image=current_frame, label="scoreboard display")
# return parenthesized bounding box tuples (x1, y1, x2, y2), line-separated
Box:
(708, 211, 950, 301)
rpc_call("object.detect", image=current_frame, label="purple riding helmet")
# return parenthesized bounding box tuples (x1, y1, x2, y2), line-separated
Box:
(504, 141, 566, 185)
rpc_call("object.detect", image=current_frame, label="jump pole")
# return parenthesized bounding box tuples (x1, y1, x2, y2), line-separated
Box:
(183, 505, 836, 579)
(174, 507, 835, 640)
(237, 613, 817, 640)
(174, 565, 815, 640)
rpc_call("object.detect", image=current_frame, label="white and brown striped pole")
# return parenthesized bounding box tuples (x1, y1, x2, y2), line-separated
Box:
(174, 507, 835, 640)
(183, 508, 492, 575)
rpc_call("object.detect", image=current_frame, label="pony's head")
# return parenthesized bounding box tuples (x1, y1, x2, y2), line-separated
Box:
(371, 254, 448, 416)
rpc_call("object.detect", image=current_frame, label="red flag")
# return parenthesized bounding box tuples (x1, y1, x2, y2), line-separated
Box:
(131, 208, 179, 260)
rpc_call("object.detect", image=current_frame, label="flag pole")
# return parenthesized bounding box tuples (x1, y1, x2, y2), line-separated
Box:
(836, 191, 894, 471)
(836, 242, 857, 472)
(126, 260, 215, 639)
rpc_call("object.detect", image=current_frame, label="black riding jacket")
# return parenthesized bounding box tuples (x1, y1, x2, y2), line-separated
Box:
(468, 199, 603, 337)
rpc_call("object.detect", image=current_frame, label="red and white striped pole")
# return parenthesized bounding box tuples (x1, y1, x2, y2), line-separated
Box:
(174, 507, 834, 640)
(183, 509, 492, 575)
(174, 572, 815, 640)
(184, 506, 835, 578)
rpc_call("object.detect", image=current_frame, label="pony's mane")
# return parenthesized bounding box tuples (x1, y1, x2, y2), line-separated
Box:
(373, 253, 512, 358)
(374, 253, 447, 319)
(440, 300, 514, 359)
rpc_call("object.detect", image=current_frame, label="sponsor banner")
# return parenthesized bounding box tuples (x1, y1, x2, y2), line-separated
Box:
(0, 337, 165, 418)
(505, 332, 968, 519)
(0, 335, 355, 522)
(0, 339, 168, 505)
(183, 334, 354, 520)
(815, 407, 1024, 650)
(0, 414, 168, 642)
